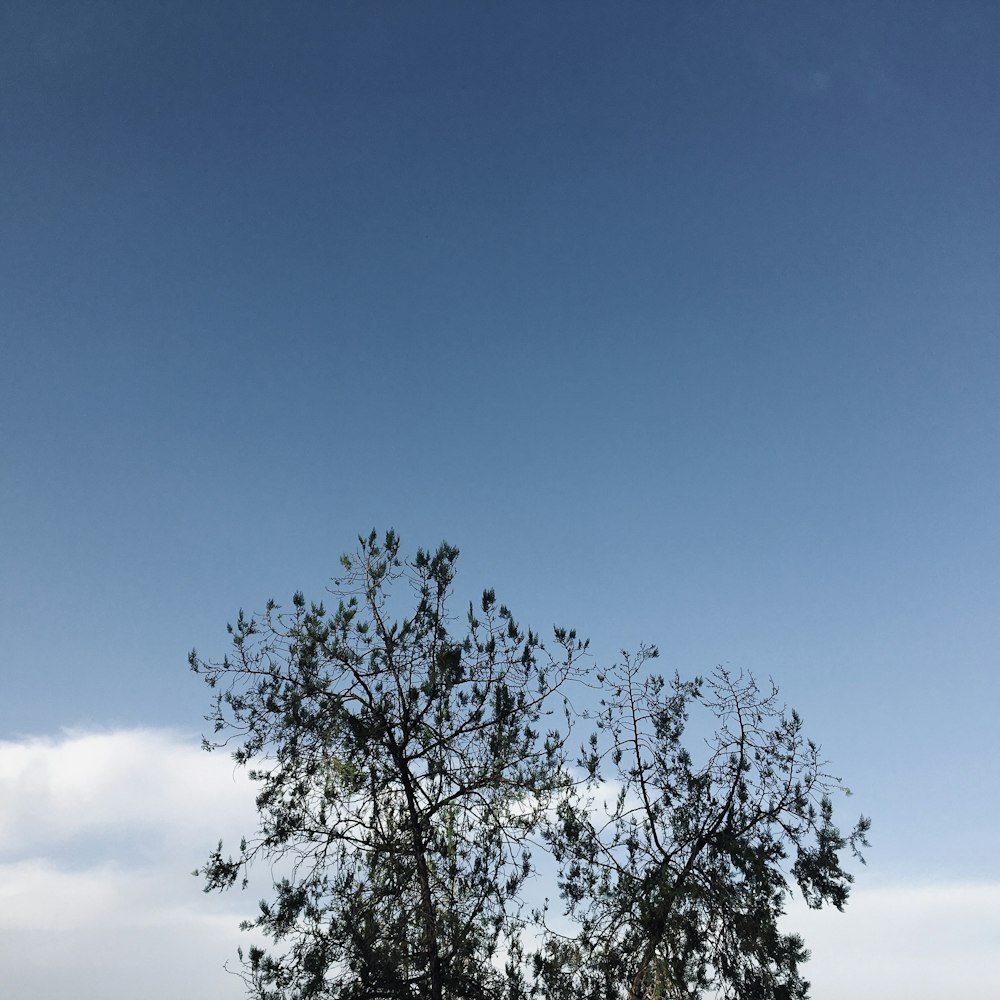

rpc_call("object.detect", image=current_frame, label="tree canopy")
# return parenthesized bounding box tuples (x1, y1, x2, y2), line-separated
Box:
(190, 530, 869, 1000)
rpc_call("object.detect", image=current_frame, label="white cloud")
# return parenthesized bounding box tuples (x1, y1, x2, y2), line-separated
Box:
(0, 859, 247, 1000)
(0, 727, 253, 857)
(788, 881, 1000, 999)
(1, 728, 997, 1000)
(0, 728, 256, 1000)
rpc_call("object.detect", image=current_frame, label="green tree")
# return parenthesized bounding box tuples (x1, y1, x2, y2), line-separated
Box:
(190, 530, 584, 1000)
(539, 648, 870, 1000)
(191, 531, 868, 1000)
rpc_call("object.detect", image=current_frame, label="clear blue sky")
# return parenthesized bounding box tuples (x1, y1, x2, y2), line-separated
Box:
(2, 0, 998, 892)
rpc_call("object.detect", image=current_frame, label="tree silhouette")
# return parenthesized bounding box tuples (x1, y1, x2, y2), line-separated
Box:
(191, 530, 868, 1000)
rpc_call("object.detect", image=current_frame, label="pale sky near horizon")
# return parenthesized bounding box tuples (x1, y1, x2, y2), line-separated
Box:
(1, 2, 998, 997)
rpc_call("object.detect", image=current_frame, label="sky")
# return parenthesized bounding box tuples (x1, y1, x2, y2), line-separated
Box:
(1, 2, 998, 997)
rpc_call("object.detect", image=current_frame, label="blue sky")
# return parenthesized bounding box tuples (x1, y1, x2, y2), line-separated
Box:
(1, 3, 998, 996)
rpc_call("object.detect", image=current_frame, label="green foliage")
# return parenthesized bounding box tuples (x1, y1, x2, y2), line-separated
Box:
(190, 531, 868, 1000)
(539, 649, 869, 1000)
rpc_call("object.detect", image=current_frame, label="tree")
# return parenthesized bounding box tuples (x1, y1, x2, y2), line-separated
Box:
(190, 530, 585, 1000)
(537, 648, 870, 1000)
(191, 530, 868, 1000)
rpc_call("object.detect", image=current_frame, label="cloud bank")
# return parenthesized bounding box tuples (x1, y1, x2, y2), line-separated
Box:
(1, 729, 996, 999)
(0, 728, 253, 1000)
